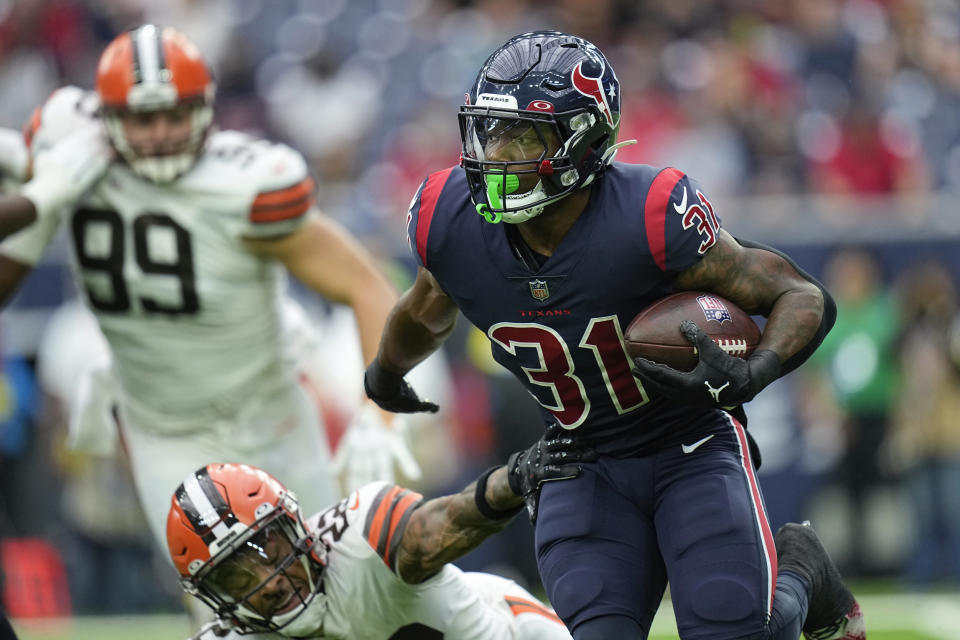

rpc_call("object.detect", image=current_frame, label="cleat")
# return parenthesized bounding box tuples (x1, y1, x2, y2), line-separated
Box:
(774, 522, 866, 640)
(805, 600, 865, 640)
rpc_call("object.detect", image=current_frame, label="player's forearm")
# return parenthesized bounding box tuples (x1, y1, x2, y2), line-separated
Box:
(0, 195, 38, 239)
(756, 283, 824, 361)
(378, 285, 456, 375)
(734, 238, 837, 375)
(397, 467, 521, 584)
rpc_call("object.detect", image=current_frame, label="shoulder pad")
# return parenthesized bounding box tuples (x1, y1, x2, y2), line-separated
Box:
(193, 132, 316, 234)
(26, 86, 100, 154)
(642, 167, 721, 273)
(248, 142, 313, 226)
(407, 166, 458, 268)
(353, 482, 424, 572)
(204, 131, 314, 232)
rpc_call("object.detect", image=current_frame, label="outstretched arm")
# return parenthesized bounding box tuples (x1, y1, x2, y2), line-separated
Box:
(395, 466, 521, 584)
(0, 123, 113, 241)
(0, 196, 40, 240)
(394, 425, 596, 584)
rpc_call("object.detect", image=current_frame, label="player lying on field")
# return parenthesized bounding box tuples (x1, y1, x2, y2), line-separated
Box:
(167, 425, 591, 639)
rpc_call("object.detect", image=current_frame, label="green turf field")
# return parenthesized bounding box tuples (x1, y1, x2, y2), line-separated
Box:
(12, 592, 960, 639)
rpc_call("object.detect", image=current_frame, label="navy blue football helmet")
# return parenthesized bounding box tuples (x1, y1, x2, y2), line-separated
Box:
(459, 31, 629, 224)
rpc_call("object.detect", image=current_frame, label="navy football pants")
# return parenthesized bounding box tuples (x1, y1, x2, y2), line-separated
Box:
(535, 415, 808, 640)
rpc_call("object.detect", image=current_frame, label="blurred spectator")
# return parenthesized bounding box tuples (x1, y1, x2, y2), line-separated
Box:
(886, 262, 960, 585)
(806, 246, 900, 575)
(806, 103, 929, 196)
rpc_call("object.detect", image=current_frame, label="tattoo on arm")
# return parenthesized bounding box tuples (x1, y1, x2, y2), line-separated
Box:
(395, 467, 521, 584)
(673, 229, 824, 362)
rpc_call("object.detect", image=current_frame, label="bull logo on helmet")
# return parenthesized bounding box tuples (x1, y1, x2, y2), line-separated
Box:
(571, 60, 615, 127)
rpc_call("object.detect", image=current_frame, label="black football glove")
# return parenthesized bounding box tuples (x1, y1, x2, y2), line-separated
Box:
(631, 320, 781, 408)
(364, 360, 439, 414)
(507, 422, 597, 525)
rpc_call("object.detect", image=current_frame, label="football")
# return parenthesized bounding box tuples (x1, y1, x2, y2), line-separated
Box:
(624, 292, 762, 372)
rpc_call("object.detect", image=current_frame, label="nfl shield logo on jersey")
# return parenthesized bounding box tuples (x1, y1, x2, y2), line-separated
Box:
(529, 279, 550, 301)
(696, 295, 732, 323)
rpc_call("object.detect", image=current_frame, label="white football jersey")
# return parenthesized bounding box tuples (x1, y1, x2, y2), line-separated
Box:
(302, 481, 571, 640)
(2, 87, 317, 428)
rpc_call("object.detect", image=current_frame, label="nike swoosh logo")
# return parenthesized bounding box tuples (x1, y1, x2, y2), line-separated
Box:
(673, 185, 688, 213)
(349, 493, 360, 510)
(681, 434, 714, 454)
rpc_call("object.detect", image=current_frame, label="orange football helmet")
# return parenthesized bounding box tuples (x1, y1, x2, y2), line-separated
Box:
(95, 25, 214, 182)
(167, 464, 328, 635)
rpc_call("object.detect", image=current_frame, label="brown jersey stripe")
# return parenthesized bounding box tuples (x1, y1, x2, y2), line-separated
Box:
(250, 194, 313, 223)
(373, 489, 420, 560)
(364, 485, 403, 552)
(252, 177, 315, 207)
(382, 492, 423, 570)
(504, 596, 563, 624)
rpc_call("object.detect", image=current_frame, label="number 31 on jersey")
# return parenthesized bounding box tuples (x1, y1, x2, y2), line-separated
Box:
(489, 316, 648, 429)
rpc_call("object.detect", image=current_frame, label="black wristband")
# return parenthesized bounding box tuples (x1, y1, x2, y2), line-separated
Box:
(747, 349, 781, 395)
(364, 359, 403, 398)
(474, 466, 523, 521)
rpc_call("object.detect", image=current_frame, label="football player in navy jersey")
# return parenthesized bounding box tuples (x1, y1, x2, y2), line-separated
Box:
(365, 31, 864, 640)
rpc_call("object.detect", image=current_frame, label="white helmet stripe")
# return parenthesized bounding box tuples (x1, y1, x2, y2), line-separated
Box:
(182, 471, 233, 542)
(132, 24, 166, 86)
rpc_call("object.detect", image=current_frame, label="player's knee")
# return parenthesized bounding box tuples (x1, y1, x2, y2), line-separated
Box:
(689, 577, 757, 623)
(571, 615, 643, 640)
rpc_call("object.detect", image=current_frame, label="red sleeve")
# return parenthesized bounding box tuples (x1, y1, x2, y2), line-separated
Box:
(407, 167, 455, 268)
(643, 167, 685, 272)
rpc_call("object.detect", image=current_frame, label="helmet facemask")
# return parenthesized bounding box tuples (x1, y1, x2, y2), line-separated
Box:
(95, 25, 216, 183)
(459, 104, 620, 224)
(459, 30, 636, 225)
(102, 98, 213, 184)
(182, 494, 327, 637)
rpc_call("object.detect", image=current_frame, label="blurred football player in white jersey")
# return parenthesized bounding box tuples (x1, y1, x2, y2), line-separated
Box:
(167, 425, 594, 639)
(0, 25, 414, 555)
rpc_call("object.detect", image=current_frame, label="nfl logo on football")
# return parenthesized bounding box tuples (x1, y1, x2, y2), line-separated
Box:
(696, 295, 732, 323)
(529, 279, 550, 301)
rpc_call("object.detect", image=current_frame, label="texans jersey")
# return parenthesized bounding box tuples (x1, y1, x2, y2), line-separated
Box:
(1, 87, 313, 428)
(304, 481, 570, 639)
(407, 165, 730, 455)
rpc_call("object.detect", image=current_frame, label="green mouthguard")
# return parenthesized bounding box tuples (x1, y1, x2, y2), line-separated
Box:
(476, 174, 520, 224)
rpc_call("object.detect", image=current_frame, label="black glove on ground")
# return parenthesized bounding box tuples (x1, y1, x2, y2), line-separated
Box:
(631, 320, 781, 408)
(507, 422, 597, 525)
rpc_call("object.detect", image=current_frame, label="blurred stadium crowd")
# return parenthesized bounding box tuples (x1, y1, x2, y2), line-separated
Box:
(0, 0, 959, 621)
